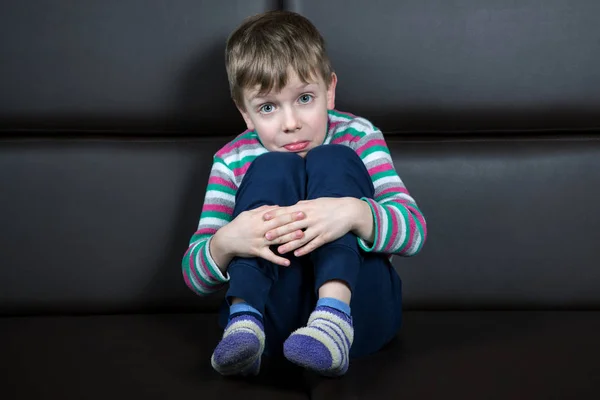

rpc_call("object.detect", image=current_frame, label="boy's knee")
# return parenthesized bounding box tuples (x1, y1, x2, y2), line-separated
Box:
(305, 145, 364, 179)
(306, 144, 357, 165)
(252, 151, 304, 171)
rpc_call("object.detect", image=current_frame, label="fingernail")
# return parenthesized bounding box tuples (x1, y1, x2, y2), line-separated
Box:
(265, 233, 272, 240)
(297, 212, 304, 219)
(294, 251, 300, 257)
(264, 214, 271, 220)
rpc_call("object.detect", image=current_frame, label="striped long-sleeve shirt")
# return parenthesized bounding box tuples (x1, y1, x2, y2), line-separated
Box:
(182, 109, 427, 296)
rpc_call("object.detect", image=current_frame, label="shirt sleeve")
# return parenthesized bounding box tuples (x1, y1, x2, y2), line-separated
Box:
(181, 155, 236, 296)
(353, 128, 427, 256)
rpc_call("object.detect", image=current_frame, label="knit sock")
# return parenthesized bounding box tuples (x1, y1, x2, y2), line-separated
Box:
(211, 302, 265, 376)
(283, 297, 354, 377)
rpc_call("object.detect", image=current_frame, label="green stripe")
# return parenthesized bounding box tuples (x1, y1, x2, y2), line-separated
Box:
(332, 127, 366, 141)
(207, 183, 236, 196)
(372, 169, 397, 182)
(382, 206, 394, 252)
(360, 145, 391, 159)
(229, 155, 258, 171)
(412, 214, 426, 254)
(328, 110, 354, 120)
(376, 191, 399, 202)
(230, 130, 257, 144)
(200, 211, 230, 220)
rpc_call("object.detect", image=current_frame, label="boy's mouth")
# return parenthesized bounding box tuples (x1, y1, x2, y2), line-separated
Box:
(283, 141, 310, 152)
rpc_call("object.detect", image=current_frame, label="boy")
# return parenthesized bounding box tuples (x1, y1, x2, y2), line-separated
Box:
(182, 10, 427, 377)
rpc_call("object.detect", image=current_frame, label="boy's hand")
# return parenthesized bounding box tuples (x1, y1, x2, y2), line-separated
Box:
(263, 197, 369, 257)
(212, 205, 306, 268)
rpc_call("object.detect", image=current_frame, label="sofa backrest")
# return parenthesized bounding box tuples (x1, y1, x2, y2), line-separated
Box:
(1, 1, 600, 315)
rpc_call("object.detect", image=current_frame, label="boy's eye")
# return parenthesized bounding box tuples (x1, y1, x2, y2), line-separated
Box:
(260, 104, 275, 114)
(299, 94, 313, 104)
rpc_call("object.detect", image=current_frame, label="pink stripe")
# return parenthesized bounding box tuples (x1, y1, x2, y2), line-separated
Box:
(185, 246, 212, 293)
(208, 176, 236, 190)
(399, 207, 417, 253)
(407, 205, 428, 242)
(331, 133, 362, 145)
(216, 133, 254, 156)
(385, 205, 400, 253)
(378, 187, 409, 199)
(190, 244, 215, 285)
(328, 121, 341, 131)
(368, 163, 392, 176)
(233, 163, 251, 177)
(194, 227, 217, 236)
(356, 139, 386, 156)
(199, 245, 217, 281)
(203, 204, 233, 215)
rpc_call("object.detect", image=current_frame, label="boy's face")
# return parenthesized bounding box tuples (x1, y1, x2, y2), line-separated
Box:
(238, 69, 337, 158)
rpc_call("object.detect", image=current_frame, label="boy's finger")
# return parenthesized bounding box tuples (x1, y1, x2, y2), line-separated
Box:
(263, 207, 301, 221)
(267, 229, 304, 245)
(265, 219, 308, 240)
(261, 249, 290, 267)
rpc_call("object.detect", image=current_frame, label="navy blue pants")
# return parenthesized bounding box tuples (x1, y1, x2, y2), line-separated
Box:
(218, 145, 403, 358)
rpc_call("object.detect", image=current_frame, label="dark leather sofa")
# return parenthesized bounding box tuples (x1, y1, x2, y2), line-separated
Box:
(2, 1, 600, 399)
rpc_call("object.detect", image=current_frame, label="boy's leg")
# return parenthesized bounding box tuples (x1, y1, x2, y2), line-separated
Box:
(213, 151, 308, 376)
(283, 144, 403, 375)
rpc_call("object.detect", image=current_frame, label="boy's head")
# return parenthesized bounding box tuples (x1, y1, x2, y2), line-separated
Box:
(225, 11, 337, 157)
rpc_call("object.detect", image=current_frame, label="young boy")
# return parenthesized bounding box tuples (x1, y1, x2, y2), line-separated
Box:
(182, 10, 427, 377)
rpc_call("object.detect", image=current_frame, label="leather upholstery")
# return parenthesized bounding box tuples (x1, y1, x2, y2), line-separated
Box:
(289, 0, 600, 133)
(2, 135, 600, 315)
(0, 0, 273, 134)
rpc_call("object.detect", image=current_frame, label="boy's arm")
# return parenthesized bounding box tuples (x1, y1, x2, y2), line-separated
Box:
(182, 156, 236, 296)
(352, 127, 427, 256)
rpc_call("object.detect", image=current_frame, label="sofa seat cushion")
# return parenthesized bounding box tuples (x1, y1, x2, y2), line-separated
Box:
(0, 313, 308, 400)
(1, 312, 599, 399)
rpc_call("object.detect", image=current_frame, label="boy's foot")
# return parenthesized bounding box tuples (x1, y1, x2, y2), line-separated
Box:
(283, 306, 354, 377)
(211, 313, 265, 376)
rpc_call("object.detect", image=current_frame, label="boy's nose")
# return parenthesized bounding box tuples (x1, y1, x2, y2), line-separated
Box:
(282, 109, 301, 132)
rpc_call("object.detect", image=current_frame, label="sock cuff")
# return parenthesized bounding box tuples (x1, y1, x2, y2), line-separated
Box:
(230, 302, 262, 318)
(317, 297, 351, 316)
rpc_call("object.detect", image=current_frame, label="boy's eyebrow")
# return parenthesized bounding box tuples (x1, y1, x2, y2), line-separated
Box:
(248, 83, 318, 102)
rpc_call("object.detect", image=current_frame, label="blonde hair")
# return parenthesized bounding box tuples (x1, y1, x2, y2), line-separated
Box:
(225, 10, 334, 109)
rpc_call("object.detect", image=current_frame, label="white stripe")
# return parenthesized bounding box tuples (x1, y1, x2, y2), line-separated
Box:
(205, 190, 235, 204)
(314, 319, 350, 358)
(223, 147, 266, 164)
(390, 206, 407, 252)
(362, 150, 392, 165)
(194, 244, 217, 283)
(372, 175, 403, 188)
(204, 237, 229, 282)
(380, 193, 414, 203)
(377, 203, 389, 251)
(212, 161, 234, 176)
(199, 217, 228, 227)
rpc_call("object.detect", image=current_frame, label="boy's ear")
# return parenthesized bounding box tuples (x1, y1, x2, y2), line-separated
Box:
(326, 72, 337, 110)
(237, 105, 255, 131)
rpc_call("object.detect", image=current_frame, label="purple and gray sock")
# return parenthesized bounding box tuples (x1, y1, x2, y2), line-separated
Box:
(283, 297, 354, 377)
(211, 303, 265, 376)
